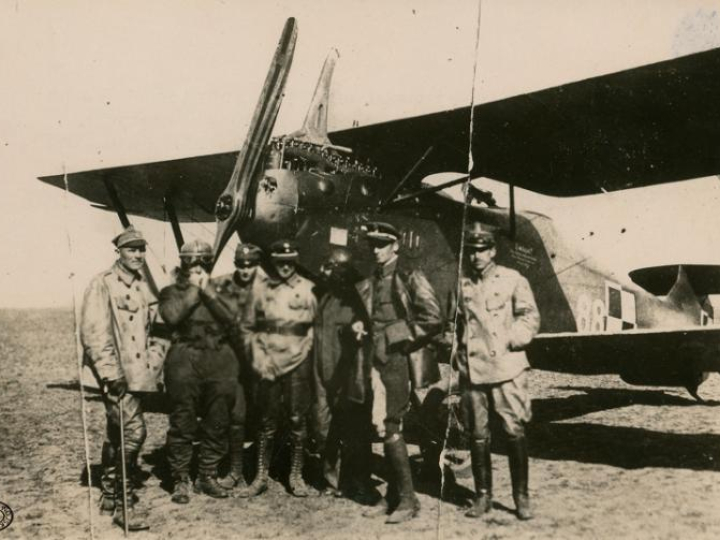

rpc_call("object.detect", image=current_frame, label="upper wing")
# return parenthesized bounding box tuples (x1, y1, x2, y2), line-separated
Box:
(38, 46, 720, 220)
(39, 151, 238, 222)
(331, 46, 720, 196)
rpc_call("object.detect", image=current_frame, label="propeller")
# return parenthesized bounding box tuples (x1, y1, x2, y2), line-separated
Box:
(212, 17, 298, 263)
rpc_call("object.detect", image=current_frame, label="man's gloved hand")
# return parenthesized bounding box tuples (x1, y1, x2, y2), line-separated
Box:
(107, 377, 128, 398)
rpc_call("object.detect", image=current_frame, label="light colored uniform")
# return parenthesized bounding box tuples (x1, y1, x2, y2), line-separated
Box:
(80, 261, 168, 500)
(451, 262, 540, 437)
(242, 272, 317, 381)
(81, 261, 167, 392)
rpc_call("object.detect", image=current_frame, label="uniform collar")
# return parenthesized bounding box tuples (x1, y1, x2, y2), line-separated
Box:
(468, 261, 497, 283)
(267, 272, 300, 288)
(113, 260, 142, 286)
(375, 256, 398, 279)
(232, 271, 254, 289)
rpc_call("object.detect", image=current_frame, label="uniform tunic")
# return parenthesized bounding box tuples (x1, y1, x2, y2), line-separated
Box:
(449, 262, 540, 438)
(355, 258, 442, 438)
(242, 273, 316, 381)
(81, 261, 166, 392)
(80, 261, 169, 497)
(453, 263, 540, 386)
(242, 271, 317, 442)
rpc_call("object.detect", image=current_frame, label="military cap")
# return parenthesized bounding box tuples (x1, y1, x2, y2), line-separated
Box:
(464, 222, 496, 249)
(365, 222, 400, 243)
(269, 239, 299, 260)
(180, 239, 213, 258)
(112, 226, 146, 248)
(234, 243, 262, 267)
(464, 231, 495, 249)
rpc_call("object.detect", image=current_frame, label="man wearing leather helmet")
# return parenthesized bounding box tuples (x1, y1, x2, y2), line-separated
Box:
(159, 239, 240, 504)
(313, 247, 379, 503)
(215, 243, 264, 492)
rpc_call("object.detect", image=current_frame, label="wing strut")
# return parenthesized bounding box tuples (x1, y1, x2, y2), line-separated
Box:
(102, 178, 130, 228)
(102, 178, 160, 295)
(381, 145, 435, 208)
(509, 183, 516, 240)
(163, 194, 185, 251)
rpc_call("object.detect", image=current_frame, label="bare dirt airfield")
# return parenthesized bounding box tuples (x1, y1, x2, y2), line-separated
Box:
(1, 309, 719, 540)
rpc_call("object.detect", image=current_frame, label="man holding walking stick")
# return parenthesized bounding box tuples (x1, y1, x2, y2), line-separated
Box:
(80, 226, 168, 532)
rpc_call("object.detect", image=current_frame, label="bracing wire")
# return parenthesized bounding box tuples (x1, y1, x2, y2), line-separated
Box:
(437, 0, 484, 535)
(62, 166, 96, 540)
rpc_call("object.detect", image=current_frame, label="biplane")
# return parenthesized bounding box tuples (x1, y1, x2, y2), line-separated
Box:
(40, 18, 720, 399)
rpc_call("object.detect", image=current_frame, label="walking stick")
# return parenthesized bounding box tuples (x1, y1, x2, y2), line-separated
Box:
(118, 397, 129, 537)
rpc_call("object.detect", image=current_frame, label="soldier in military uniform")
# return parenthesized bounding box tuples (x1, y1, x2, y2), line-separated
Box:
(239, 239, 316, 498)
(159, 240, 240, 503)
(447, 226, 540, 520)
(312, 248, 377, 502)
(80, 226, 168, 531)
(215, 243, 264, 491)
(354, 222, 442, 524)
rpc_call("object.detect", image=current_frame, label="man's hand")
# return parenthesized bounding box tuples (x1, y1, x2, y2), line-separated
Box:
(106, 377, 128, 398)
(188, 267, 209, 289)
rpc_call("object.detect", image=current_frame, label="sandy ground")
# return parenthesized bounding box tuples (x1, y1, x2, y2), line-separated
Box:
(1, 308, 719, 540)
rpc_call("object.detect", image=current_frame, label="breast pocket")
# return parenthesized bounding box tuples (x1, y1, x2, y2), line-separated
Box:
(485, 296, 507, 313)
(116, 296, 140, 313)
(288, 294, 306, 311)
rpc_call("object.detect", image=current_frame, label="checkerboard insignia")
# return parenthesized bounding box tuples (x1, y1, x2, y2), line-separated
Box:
(605, 282, 636, 331)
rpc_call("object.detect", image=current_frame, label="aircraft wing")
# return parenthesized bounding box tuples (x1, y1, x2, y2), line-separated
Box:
(331, 46, 720, 196)
(38, 46, 720, 219)
(529, 326, 720, 384)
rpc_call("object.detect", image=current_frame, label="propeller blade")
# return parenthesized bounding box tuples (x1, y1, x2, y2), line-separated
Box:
(212, 17, 298, 261)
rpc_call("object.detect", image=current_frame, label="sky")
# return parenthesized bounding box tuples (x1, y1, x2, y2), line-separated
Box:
(2, 0, 720, 308)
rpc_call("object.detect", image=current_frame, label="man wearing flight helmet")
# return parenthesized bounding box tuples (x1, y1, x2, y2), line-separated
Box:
(313, 247, 378, 503)
(214, 243, 264, 492)
(159, 239, 240, 504)
(239, 239, 317, 498)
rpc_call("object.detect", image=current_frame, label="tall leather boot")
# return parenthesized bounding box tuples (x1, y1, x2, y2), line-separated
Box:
(218, 426, 246, 490)
(99, 441, 117, 515)
(236, 429, 272, 498)
(112, 454, 150, 532)
(465, 438, 492, 518)
(384, 436, 420, 525)
(288, 437, 311, 497)
(508, 435, 533, 520)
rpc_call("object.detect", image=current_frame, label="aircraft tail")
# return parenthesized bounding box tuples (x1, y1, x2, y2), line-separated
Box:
(287, 49, 339, 146)
(665, 265, 703, 317)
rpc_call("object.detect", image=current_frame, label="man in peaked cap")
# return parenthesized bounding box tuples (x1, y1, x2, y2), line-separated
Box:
(354, 221, 443, 524)
(214, 243, 264, 491)
(81, 226, 169, 531)
(444, 222, 540, 520)
(159, 239, 243, 503)
(239, 238, 317, 498)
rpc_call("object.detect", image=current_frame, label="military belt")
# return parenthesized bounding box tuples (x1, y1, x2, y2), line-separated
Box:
(256, 321, 311, 337)
(173, 334, 228, 350)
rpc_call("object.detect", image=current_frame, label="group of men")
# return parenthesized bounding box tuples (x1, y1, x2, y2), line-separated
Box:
(80, 220, 540, 532)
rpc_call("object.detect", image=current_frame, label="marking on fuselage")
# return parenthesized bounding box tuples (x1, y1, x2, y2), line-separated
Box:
(330, 227, 348, 246)
(605, 282, 636, 332)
